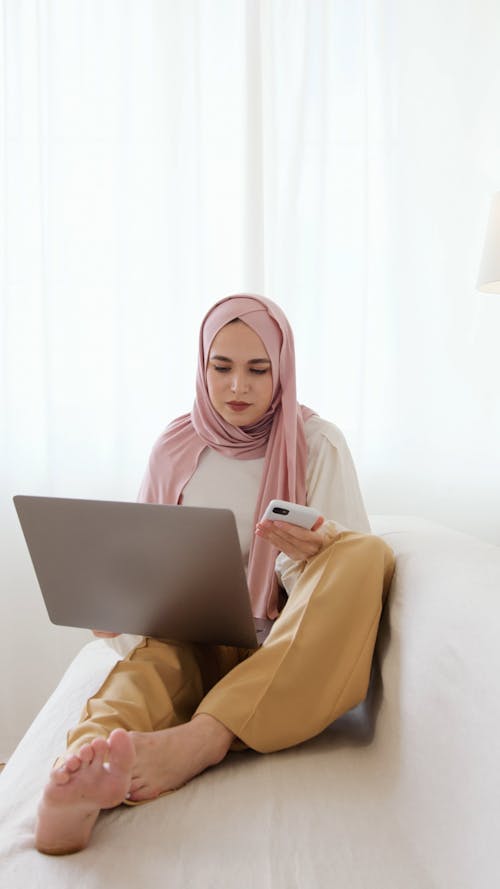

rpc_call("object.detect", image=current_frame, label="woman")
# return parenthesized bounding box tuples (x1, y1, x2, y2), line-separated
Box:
(35, 294, 395, 855)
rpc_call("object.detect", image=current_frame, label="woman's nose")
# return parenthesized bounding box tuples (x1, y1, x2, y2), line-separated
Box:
(230, 373, 249, 394)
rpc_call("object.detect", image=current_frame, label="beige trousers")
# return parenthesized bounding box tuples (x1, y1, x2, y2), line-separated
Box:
(66, 529, 395, 757)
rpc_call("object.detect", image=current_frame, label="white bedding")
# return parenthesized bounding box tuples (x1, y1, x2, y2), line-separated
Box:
(1, 516, 499, 888)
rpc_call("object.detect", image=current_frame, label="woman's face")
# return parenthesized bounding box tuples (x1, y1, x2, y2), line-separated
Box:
(206, 320, 274, 427)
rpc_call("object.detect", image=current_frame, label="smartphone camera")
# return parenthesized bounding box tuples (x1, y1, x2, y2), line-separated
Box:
(272, 507, 290, 516)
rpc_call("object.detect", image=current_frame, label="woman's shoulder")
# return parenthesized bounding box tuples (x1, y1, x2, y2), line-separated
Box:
(302, 412, 370, 531)
(304, 413, 349, 452)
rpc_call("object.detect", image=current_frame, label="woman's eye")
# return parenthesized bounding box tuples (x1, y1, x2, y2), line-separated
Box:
(210, 364, 268, 375)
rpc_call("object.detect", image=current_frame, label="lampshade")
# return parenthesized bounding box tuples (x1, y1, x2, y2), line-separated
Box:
(477, 191, 500, 293)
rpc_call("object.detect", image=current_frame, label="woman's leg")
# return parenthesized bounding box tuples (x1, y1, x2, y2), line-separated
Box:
(122, 642, 246, 802)
(64, 636, 223, 753)
(195, 531, 395, 752)
(36, 531, 394, 853)
(35, 638, 244, 854)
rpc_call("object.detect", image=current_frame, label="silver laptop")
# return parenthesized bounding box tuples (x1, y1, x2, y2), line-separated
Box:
(13, 495, 273, 648)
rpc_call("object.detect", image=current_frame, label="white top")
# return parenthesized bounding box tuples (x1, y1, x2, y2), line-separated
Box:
(182, 415, 370, 592)
(182, 449, 263, 566)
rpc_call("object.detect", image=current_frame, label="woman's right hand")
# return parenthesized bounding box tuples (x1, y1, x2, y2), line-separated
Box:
(255, 515, 326, 562)
(91, 630, 121, 638)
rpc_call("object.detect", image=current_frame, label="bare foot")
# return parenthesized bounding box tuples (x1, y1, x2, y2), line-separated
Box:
(35, 729, 135, 855)
(128, 714, 234, 802)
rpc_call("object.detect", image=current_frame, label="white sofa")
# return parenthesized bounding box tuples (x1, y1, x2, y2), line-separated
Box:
(0, 516, 498, 888)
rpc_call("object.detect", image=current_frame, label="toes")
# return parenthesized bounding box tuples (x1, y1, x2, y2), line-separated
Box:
(51, 767, 71, 786)
(78, 744, 95, 766)
(108, 729, 136, 772)
(64, 755, 82, 774)
(128, 777, 144, 794)
(49, 754, 80, 784)
(90, 737, 108, 768)
(128, 784, 159, 802)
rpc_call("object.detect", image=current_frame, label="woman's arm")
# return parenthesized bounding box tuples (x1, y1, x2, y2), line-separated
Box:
(303, 416, 370, 532)
(268, 416, 370, 595)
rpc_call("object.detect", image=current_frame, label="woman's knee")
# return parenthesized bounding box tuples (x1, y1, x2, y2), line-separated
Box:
(317, 530, 395, 602)
(352, 533, 395, 595)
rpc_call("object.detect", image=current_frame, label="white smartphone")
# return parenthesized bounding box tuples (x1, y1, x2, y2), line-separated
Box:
(261, 499, 321, 530)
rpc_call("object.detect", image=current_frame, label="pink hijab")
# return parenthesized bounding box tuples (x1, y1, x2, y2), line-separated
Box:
(138, 294, 314, 619)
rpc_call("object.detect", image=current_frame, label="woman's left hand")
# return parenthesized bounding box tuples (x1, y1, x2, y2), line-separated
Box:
(255, 516, 325, 562)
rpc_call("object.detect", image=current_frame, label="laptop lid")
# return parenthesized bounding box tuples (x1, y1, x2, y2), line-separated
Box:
(13, 495, 263, 649)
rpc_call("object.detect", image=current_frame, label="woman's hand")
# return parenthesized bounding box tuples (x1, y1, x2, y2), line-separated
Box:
(255, 516, 325, 562)
(91, 630, 121, 638)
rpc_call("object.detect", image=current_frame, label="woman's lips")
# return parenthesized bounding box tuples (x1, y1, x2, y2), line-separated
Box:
(227, 401, 251, 412)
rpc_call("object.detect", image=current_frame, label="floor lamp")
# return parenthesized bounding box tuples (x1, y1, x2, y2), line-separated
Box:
(477, 191, 500, 293)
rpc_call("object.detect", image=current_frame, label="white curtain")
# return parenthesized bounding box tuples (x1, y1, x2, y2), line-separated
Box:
(1, 0, 500, 759)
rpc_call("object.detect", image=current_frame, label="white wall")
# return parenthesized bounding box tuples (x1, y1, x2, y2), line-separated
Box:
(357, 1, 500, 546)
(0, 516, 90, 762)
(289, 0, 500, 547)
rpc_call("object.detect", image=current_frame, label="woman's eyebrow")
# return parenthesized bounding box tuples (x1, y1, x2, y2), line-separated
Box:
(209, 355, 271, 365)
